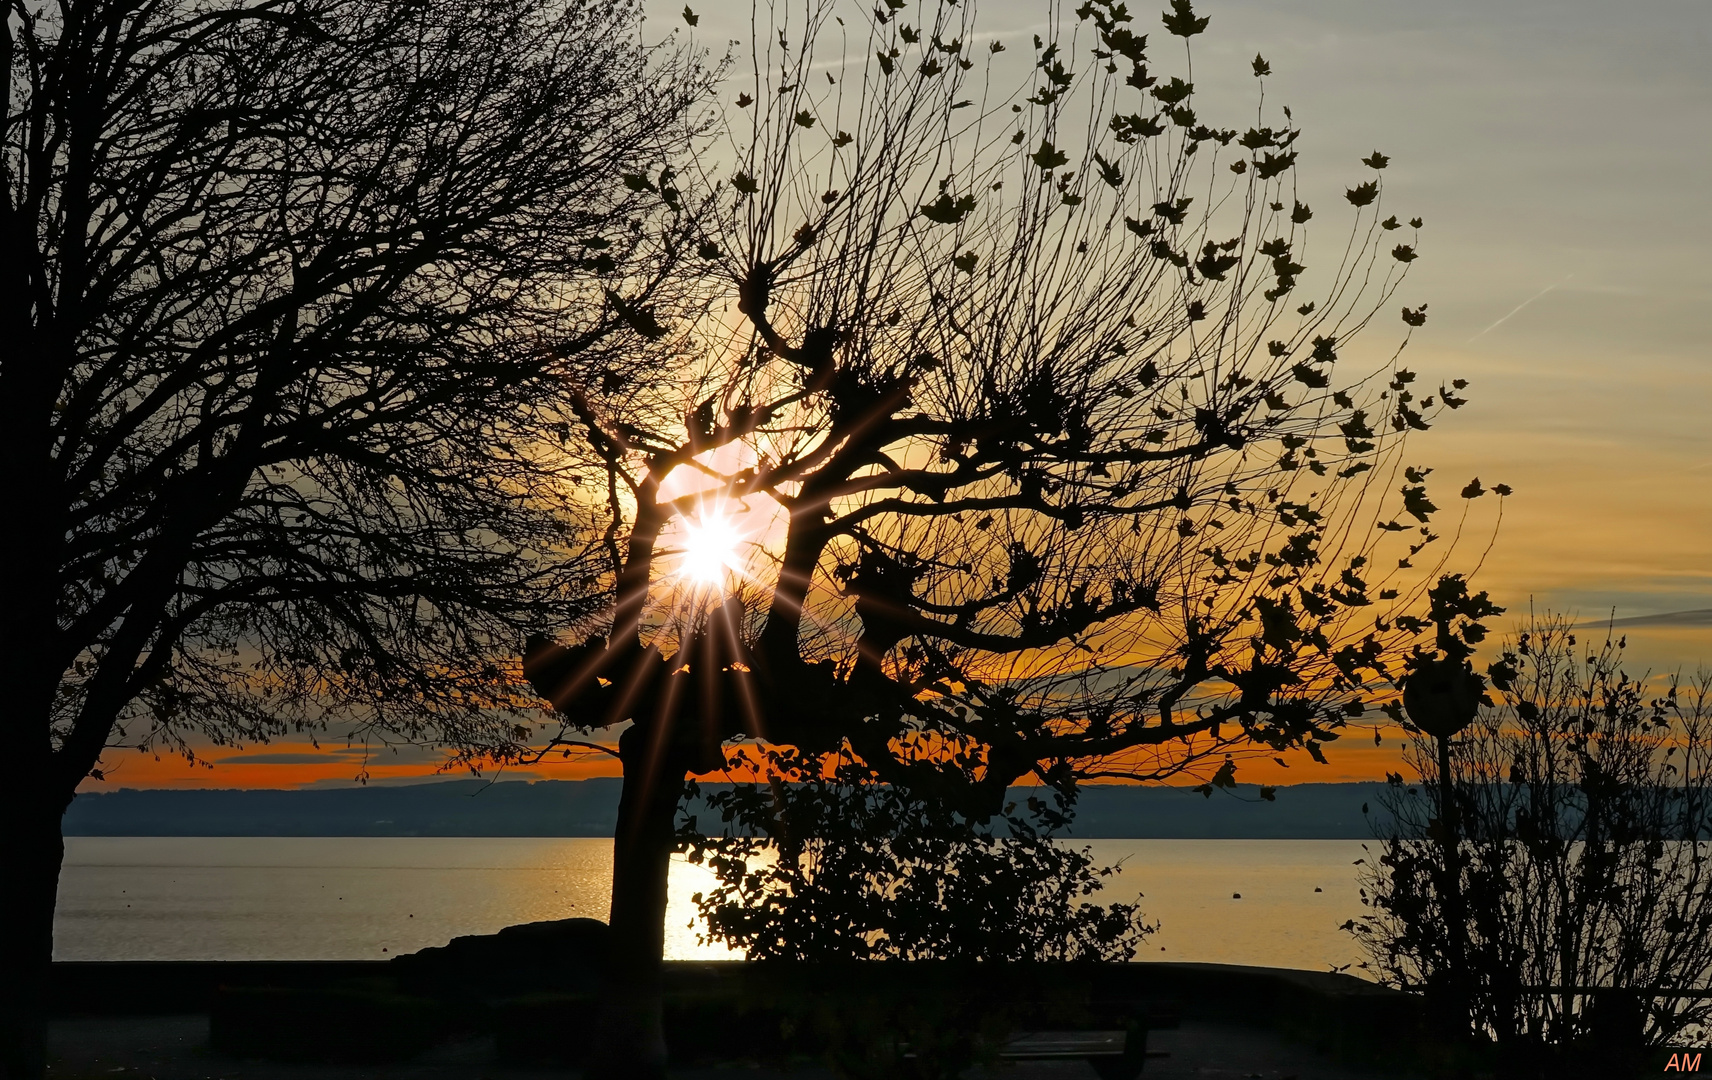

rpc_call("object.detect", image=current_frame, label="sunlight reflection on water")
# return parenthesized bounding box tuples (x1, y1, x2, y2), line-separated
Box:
(55, 837, 1370, 973)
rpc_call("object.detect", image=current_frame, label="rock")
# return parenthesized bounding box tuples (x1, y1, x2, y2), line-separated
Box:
(392, 917, 611, 1000)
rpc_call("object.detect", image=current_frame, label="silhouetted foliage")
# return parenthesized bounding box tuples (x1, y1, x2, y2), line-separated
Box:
(680, 746, 1150, 963)
(1354, 616, 1712, 1076)
(1, 1, 709, 1074)
(523, 0, 1498, 1072)
(679, 750, 1149, 1079)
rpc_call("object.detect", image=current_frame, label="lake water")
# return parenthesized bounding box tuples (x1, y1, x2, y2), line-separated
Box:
(54, 837, 1375, 974)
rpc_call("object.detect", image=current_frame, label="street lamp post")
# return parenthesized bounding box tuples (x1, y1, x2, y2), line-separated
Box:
(1403, 654, 1485, 1041)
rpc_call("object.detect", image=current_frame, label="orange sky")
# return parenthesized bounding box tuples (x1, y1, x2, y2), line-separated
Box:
(85, 619, 1710, 794)
(87, 741, 624, 791)
(80, 722, 1456, 791)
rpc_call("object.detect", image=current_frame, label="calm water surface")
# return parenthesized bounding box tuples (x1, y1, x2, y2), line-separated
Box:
(55, 837, 1373, 973)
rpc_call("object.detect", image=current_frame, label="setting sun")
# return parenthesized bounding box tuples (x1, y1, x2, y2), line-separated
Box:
(678, 512, 744, 588)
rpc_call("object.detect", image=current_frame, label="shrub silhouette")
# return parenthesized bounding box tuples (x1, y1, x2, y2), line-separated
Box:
(680, 745, 1150, 964)
(1354, 616, 1712, 1076)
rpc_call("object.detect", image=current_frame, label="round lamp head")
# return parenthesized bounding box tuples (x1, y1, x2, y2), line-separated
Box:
(1403, 656, 1484, 740)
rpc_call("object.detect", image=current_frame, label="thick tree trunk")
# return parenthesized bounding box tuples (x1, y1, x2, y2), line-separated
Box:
(1, 781, 68, 1080)
(593, 725, 687, 1079)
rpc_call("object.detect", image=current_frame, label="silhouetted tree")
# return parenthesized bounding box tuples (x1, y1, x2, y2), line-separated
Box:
(524, 0, 1489, 1073)
(1354, 616, 1712, 1078)
(0, 1, 709, 1074)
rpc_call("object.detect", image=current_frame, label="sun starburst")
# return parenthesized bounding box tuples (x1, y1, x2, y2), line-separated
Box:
(677, 509, 745, 589)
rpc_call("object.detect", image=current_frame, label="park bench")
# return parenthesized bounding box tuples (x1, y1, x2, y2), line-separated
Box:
(998, 1026, 1167, 1079)
(991, 1002, 1178, 1078)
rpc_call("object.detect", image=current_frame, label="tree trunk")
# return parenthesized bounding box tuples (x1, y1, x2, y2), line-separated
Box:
(2, 781, 68, 1080)
(593, 725, 687, 1080)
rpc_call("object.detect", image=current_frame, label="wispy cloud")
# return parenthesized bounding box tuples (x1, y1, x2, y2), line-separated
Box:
(1573, 610, 1712, 630)
(1466, 275, 1574, 344)
(213, 752, 348, 765)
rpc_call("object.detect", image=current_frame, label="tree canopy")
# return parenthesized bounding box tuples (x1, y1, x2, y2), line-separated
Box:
(6, 0, 707, 794)
(527, 0, 1490, 810)
(2, 1, 710, 1074)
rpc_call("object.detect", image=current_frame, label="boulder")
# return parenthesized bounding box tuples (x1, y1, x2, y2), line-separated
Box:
(392, 917, 611, 1001)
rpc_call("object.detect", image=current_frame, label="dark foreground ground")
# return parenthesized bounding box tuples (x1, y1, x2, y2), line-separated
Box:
(47, 1012, 1392, 1079)
(46, 957, 1698, 1077)
(45, 957, 1427, 1079)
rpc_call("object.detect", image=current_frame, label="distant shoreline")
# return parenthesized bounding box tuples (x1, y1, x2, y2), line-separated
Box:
(64, 778, 1398, 840)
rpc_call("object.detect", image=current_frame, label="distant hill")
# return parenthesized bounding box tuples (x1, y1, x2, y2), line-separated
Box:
(64, 778, 1401, 839)
(1062, 782, 1395, 838)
